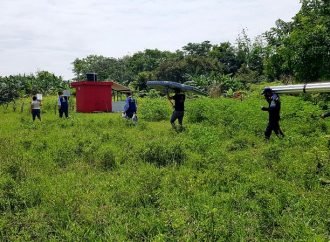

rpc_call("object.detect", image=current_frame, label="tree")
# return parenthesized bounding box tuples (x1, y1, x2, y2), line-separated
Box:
(288, 0, 330, 81)
(35, 71, 65, 94)
(156, 57, 187, 83)
(263, 0, 330, 81)
(210, 42, 241, 74)
(0, 72, 66, 104)
(72, 55, 124, 81)
(0, 77, 20, 104)
(131, 71, 155, 91)
(182, 41, 213, 56)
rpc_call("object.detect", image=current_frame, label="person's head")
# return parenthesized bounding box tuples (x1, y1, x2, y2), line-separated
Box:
(58, 91, 63, 96)
(32, 96, 37, 101)
(262, 87, 273, 100)
(126, 91, 132, 97)
(174, 88, 181, 94)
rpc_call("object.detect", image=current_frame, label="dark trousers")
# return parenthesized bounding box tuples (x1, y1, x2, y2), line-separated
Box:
(32, 109, 41, 121)
(170, 111, 184, 125)
(126, 112, 134, 119)
(59, 108, 69, 118)
(265, 121, 284, 139)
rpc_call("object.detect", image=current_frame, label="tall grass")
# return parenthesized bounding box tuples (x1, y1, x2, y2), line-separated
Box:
(0, 88, 329, 241)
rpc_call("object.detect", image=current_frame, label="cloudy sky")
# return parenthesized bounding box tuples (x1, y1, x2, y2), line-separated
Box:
(1, 0, 301, 79)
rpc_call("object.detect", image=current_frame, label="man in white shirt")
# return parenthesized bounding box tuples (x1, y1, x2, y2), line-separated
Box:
(31, 96, 41, 121)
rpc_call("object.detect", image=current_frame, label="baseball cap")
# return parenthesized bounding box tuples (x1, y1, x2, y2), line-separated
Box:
(262, 87, 273, 95)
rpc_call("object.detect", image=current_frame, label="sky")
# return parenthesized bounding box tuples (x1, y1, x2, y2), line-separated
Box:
(0, 0, 301, 80)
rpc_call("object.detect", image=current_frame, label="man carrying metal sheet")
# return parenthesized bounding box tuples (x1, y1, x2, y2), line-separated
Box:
(261, 87, 285, 139)
(167, 88, 186, 130)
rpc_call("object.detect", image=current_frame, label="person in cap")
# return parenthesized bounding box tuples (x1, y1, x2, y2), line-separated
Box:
(167, 88, 186, 130)
(261, 87, 284, 139)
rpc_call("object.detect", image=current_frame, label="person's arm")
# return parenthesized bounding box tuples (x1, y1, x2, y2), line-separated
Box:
(264, 95, 278, 112)
(167, 92, 174, 107)
(261, 106, 269, 111)
(30, 103, 33, 112)
(58, 97, 61, 108)
(123, 98, 129, 113)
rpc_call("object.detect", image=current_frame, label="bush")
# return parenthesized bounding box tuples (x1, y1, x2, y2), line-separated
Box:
(140, 140, 186, 167)
(139, 98, 171, 121)
(96, 146, 117, 171)
(0, 84, 329, 241)
(186, 98, 210, 123)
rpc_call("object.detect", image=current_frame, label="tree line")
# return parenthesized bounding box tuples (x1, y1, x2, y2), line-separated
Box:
(72, 0, 330, 93)
(0, 71, 68, 105)
(1, 0, 329, 103)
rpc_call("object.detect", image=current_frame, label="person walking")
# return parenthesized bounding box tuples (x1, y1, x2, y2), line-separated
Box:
(261, 87, 284, 139)
(167, 88, 186, 130)
(123, 92, 137, 119)
(58, 91, 69, 118)
(31, 95, 42, 121)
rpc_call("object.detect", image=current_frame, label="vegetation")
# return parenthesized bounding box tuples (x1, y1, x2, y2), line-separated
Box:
(0, 0, 329, 240)
(1, 1, 329, 101)
(264, 0, 330, 81)
(0, 86, 329, 241)
(0, 71, 68, 105)
(70, 0, 329, 92)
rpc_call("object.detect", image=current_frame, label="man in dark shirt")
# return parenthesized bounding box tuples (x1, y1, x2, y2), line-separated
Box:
(261, 87, 284, 139)
(167, 88, 186, 129)
(58, 91, 69, 118)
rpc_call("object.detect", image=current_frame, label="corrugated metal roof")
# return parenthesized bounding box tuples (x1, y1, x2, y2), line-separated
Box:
(111, 82, 131, 93)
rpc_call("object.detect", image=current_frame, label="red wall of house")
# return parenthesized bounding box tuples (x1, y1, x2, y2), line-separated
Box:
(71, 81, 113, 112)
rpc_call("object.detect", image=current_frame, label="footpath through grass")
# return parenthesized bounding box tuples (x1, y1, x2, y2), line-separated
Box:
(0, 89, 329, 241)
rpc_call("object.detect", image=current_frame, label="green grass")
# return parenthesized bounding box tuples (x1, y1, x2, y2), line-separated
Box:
(0, 89, 329, 241)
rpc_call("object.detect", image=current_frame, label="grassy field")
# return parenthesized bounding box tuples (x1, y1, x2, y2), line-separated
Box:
(0, 87, 329, 241)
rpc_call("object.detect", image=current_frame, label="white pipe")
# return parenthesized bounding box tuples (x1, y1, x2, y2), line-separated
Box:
(268, 82, 330, 94)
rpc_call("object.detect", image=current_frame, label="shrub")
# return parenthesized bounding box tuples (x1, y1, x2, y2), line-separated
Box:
(226, 137, 249, 151)
(53, 144, 77, 168)
(96, 146, 117, 171)
(186, 98, 210, 123)
(139, 98, 171, 121)
(140, 140, 186, 167)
